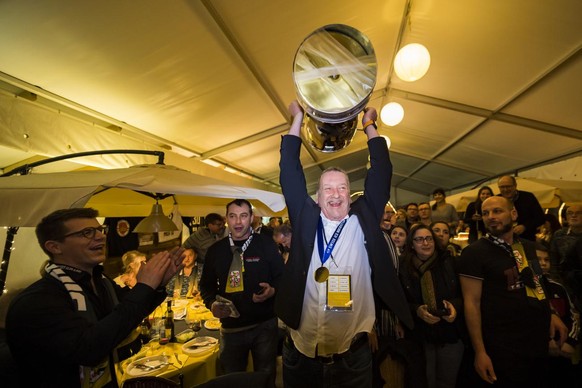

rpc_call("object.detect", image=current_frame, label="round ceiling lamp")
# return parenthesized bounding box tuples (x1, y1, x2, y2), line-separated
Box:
(380, 102, 404, 126)
(381, 135, 392, 149)
(394, 43, 431, 82)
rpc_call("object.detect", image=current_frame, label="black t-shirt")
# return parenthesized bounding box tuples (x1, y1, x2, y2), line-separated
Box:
(458, 238, 550, 356)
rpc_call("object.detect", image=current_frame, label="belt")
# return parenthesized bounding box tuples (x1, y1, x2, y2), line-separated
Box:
(286, 332, 368, 365)
(316, 333, 368, 365)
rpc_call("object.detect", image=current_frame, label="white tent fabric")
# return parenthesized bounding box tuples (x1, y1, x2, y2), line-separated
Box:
(447, 177, 582, 212)
(0, 164, 287, 227)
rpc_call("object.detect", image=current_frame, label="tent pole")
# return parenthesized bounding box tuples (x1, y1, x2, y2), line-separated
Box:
(1, 150, 165, 177)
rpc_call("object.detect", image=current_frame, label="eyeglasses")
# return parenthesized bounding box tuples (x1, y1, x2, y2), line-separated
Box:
(413, 236, 434, 243)
(567, 211, 582, 217)
(61, 225, 109, 240)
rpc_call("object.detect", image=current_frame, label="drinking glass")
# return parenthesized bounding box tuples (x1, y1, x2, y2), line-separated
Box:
(191, 319, 202, 335)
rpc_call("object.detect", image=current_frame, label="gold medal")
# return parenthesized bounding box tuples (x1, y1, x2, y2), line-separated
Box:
(314, 266, 329, 283)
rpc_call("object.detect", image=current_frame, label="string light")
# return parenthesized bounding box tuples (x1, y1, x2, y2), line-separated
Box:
(0, 226, 19, 296)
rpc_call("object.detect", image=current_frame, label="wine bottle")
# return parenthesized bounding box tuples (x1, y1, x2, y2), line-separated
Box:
(165, 300, 175, 342)
(139, 317, 151, 343)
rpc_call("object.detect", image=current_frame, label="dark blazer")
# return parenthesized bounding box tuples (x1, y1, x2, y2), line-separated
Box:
(275, 135, 413, 330)
(497, 190, 545, 241)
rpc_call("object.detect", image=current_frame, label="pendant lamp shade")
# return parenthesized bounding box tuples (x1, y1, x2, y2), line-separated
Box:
(381, 102, 405, 126)
(394, 43, 431, 82)
(133, 203, 179, 233)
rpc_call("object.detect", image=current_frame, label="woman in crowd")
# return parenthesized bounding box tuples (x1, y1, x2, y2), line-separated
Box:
(431, 221, 463, 259)
(463, 186, 493, 244)
(431, 188, 459, 233)
(390, 225, 408, 256)
(113, 250, 146, 288)
(399, 224, 465, 388)
(166, 248, 198, 298)
(537, 213, 562, 244)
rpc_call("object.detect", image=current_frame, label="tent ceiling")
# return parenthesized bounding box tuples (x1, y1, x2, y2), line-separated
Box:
(0, 0, 581, 207)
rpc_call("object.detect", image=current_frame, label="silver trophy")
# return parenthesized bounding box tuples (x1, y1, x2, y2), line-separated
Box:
(293, 24, 377, 152)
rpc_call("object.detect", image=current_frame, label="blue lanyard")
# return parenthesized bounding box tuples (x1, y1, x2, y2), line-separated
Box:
(317, 216, 347, 266)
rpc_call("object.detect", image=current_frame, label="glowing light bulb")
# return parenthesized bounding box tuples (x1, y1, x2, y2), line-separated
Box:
(394, 43, 431, 82)
(381, 102, 404, 126)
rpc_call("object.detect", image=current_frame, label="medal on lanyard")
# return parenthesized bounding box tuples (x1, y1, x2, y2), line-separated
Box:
(315, 216, 347, 283)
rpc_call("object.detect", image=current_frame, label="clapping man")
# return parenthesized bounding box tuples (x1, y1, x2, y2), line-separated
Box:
(6, 208, 185, 387)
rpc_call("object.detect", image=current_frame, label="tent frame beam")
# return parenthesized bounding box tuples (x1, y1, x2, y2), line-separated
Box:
(1, 150, 165, 177)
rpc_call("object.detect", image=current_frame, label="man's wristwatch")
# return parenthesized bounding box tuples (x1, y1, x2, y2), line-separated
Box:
(362, 119, 377, 130)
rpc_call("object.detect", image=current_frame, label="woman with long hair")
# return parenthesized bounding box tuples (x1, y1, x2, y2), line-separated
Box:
(390, 225, 408, 256)
(398, 224, 465, 388)
(536, 213, 562, 244)
(463, 186, 494, 244)
(113, 250, 146, 288)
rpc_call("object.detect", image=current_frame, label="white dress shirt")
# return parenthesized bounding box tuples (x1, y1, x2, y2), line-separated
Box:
(289, 213, 375, 357)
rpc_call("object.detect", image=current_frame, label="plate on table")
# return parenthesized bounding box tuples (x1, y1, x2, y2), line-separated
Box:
(204, 318, 221, 331)
(181, 336, 218, 356)
(173, 306, 187, 320)
(189, 302, 208, 312)
(126, 355, 169, 377)
(175, 329, 196, 344)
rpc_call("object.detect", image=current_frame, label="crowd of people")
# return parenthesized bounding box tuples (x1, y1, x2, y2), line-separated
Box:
(382, 184, 581, 388)
(4, 101, 582, 388)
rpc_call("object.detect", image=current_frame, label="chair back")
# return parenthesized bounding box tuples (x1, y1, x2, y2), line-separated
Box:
(122, 376, 181, 388)
(193, 371, 270, 388)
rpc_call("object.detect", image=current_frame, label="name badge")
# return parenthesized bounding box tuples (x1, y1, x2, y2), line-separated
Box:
(325, 274, 352, 312)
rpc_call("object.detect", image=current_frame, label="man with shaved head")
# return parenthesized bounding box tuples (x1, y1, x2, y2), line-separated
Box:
(458, 196, 567, 387)
(497, 175, 545, 241)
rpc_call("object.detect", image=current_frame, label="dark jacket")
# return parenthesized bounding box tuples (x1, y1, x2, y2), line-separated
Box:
(6, 265, 165, 387)
(463, 201, 486, 244)
(399, 251, 465, 344)
(275, 135, 413, 330)
(498, 190, 545, 241)
(200, 233, 284, 329)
